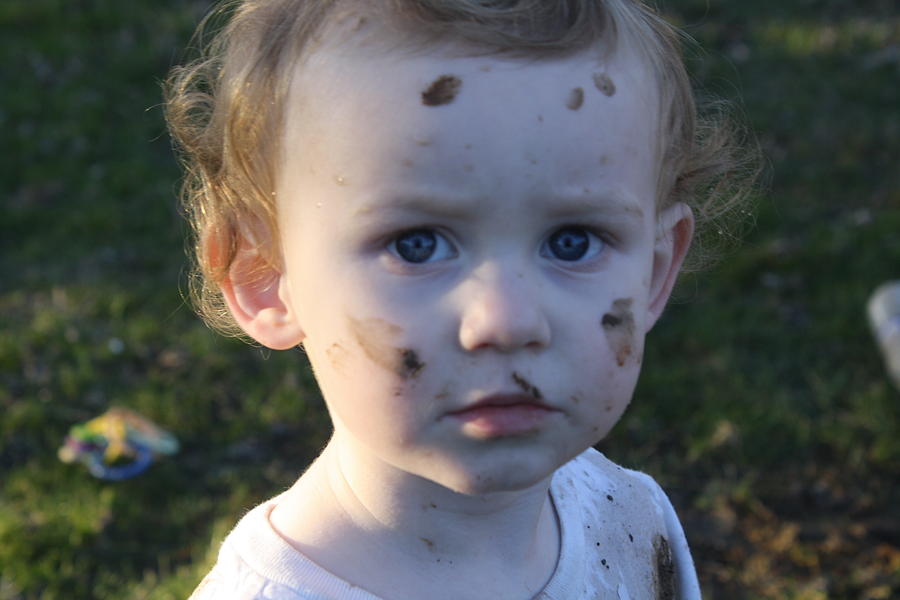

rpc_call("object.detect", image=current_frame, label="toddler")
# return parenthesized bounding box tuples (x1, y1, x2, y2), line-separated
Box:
(166, 0, 753, 598)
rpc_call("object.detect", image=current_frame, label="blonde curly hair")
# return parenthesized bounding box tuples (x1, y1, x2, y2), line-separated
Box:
(165, 0, 760, 337)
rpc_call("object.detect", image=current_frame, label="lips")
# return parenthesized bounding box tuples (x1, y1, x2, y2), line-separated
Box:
(448, 393, 556, 414)
(447, 393, 560, 438)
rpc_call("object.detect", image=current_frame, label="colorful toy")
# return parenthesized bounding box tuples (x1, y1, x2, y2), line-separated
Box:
(58, 407, 179, 480)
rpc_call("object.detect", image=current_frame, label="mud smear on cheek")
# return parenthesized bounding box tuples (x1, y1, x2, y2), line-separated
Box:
(512, 371, 543, 399)
(653, 535, 676, 600)
(399, 349, 425, 378)
(347, 316, 425, 379)
(601, 298, 636, 367)
(421, 75, 462, 106)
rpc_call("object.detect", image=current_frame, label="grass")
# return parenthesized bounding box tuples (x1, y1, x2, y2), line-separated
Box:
(2, 0, 899, 598)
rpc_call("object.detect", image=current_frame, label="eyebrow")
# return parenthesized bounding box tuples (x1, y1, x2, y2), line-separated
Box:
(353, 190, 646, 221)
(353, 193, 479, 221)
(543, 194, 646, 220)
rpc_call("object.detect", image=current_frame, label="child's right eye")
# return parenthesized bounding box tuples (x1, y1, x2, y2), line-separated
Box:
(388, 229, 457, 264)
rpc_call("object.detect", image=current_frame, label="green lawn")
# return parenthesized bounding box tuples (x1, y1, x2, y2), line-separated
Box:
(2, 0, 898, 598)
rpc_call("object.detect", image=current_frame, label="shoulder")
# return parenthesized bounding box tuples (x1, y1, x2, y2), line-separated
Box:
(562, 448, 684, 523)
(555, 448, 702, 599)
(188, 500, 333, 600)
(557, 447, 670, 515)
(188, 550, 326, 600)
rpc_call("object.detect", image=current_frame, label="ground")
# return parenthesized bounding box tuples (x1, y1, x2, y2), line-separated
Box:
(1, 0, 898, 598)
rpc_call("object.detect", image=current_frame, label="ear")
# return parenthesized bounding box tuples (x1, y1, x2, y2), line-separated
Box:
(214, 231, 306, 350)
(645, 202, 694, 331)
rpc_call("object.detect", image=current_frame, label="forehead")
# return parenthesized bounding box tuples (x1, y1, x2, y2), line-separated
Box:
(279, 26, 661, 212)
(288, 23, 658, 122)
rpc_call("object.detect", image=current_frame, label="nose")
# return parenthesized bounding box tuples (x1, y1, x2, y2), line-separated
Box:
(458, 263, 551, 353)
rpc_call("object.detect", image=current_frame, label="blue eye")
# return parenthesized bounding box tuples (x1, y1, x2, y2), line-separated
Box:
(387, 227, 601, 265)
(390, 229, 455, 264)
(543, 227, 604, 261)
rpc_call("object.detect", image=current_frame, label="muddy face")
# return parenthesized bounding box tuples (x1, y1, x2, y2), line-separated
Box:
(420, 537, 436, 552)
(421, 75, 462, 106)
(326, 342, 349, 371)
(511, 371, 543, 399)
(601, 298, 636, 367)
(653, 535, 675, 600)
(592, 72, 616, 97)
(566, 87, 585, 110)
(347, 316, 425, 379)
(399, 349, 425, 378)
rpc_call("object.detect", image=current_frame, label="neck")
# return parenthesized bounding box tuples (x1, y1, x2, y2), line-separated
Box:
(272, 435, 560, 599)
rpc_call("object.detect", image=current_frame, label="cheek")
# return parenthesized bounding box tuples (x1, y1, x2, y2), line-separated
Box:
(568, 297, 645, 365)
(599, 297, 646, 368)
(316, 352, 423, 448)
(346, 315, 426, 380)
(564, 300, 646, 426)
(309, 312, 437, 443)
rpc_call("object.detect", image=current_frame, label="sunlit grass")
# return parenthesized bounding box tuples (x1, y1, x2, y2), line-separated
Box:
(755, 18, 899, 57)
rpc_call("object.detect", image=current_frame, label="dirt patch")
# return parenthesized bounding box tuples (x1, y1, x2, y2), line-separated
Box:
(325, 342, 348, 371)
(512, 371, 543, 399)
(399, 349, 425, 379)
(421, 75, 462, 106)
(347, 316, 424, 379)
(601, 298, 636, 367)
(654, 535, 676, 600)
(592, 72, 616, 97)
(566, 87, 585, 110)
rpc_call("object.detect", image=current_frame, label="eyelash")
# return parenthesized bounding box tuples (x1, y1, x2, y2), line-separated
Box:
(384, 225, 608, 266)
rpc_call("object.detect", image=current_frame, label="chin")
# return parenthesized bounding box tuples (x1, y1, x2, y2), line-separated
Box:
(426, 450, 562, 496)
(442, 476, 542, 497)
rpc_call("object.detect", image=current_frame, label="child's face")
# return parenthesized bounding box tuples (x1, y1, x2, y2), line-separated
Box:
(271, 35, 688, 495)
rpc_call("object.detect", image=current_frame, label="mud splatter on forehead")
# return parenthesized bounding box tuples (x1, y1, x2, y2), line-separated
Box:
(566, 87, 585, 110)
(421, 75, 462, 106)
(592, 72, 616, 97)
(601, 298, 636, 367)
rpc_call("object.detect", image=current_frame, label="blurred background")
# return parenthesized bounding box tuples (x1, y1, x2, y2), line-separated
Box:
(1, 0, 898, 598)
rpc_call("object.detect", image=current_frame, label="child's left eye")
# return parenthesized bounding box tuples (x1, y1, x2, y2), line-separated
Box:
(541, 227, 605, 262)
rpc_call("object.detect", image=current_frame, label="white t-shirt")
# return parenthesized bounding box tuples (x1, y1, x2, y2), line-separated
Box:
(190, 448, 701, 599)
